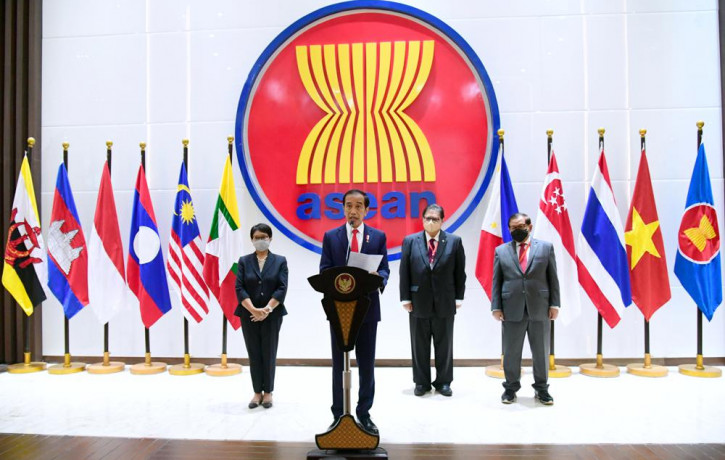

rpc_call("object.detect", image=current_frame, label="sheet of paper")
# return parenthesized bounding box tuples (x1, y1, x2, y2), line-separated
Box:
(347, 252, 383, 273)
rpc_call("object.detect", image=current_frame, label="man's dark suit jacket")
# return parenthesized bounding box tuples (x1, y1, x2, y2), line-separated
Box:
(234, 251, 288, 318)
(491, 238, 560, 321)
(399, 230, 466, 318)
(319, 224, 390, 322)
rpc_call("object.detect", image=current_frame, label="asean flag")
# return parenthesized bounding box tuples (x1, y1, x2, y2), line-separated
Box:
(674, 143, 722, 321)
(127, 164, 172, 328)
(47, 163, 88, 319)
(475, 141, 518, 300)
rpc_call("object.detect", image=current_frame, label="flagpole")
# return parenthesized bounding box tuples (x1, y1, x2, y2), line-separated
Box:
(170, 139, 205, 376)
(206, 135, 242, 376)
(130, 142, 167, 375)
(580, 128, 620, 378)
(678, 121, 722, 378)
(545, 130, 571, 378)
(88, 141, 125, 374)
(626, 130, 668, 377)
(8, 137, 47, 374)
(485, 129, 507, 379)
(49, 142, 86, 374)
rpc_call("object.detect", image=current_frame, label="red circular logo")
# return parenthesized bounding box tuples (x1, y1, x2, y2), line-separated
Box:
(678, 204, 720, 263)
(236, 2, 499, 259)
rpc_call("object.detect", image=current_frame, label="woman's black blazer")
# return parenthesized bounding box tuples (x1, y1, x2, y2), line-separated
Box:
(234, 251, 288, 318)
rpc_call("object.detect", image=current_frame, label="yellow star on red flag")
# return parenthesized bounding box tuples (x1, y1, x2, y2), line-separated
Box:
(625, 207, 661, 269)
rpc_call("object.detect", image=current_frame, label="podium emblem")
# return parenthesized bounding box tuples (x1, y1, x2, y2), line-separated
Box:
(334, 273, 356, 294)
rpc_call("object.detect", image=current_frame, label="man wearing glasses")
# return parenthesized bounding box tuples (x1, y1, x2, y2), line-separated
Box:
(399, 204, 466, 397)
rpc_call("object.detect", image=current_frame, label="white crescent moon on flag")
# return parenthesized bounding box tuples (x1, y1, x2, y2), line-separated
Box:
(133, 225, 160, 264)
(540, 171, 560, 202)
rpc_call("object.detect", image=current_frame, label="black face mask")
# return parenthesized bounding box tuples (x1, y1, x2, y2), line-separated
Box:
(511, 228, 529, 243)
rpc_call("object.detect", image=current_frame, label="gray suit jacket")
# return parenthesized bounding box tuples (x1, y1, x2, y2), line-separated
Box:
(399, 230, 466, 318)
(491, 238, 560, 322)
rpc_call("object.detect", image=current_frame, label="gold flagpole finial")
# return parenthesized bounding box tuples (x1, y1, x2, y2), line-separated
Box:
(546, 129, 553, 138)
(639, 129, 646, 137)
(696, 121, 704, 129)
(106, 141, 113, 149)
(27, 137, 35, 148)
(597, 128, 605, 136)
(182, 139, 189, 147)
(227, 135, 234, 145)
(497, 129, 504, 139)
(62, 142, 70, 150)
(140, 142, 146, 150)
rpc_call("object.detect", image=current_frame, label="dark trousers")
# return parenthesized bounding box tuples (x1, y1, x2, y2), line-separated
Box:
(330, 321, 377, 419)
(502, 310, 549, 392)
(409, 315, 454, 388)
(241, 315, 283, 393)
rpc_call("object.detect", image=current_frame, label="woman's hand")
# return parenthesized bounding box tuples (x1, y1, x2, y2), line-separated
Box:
(250, 307, 269, 322)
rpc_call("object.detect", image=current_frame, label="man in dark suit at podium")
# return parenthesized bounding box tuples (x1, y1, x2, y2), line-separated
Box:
(492, 212, 559, 405)
(399, 204, 466, 397)
(320, 189, 389, 435)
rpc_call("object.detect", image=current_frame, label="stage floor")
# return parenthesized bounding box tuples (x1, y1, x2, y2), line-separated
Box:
(1, 365, 723, 444)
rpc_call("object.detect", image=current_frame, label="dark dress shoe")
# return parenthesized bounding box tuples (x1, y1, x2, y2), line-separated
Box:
(436, 384, 452, 397)
(535, 390, 554, 405)
(248, 399, 261, 409)
(262, 400, 273, 409)
(414, 384, 430, 396)
(501, 389, 517, 404)
(358, 416, 379, 435)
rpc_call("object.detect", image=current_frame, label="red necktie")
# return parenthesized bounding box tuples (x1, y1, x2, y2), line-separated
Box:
(428, 238, 437, 266)
(351, 228, 359, 253)
(518, 243, 528, 272)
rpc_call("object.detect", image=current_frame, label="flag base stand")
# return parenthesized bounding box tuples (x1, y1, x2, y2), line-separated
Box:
(169, 354, 205, 376)
(130, 353, 166, 375)
(678, 355, 721, 378)
(205, 354, 242, 376)
(485, 355, 504, 378)
(579, 355, 619, 377)
(627, 354, 667, 377)
(87, 352, 125, 374)
(8, 352, 46, 374)
(548, 355, 572, 378)
(485, 364, 504, 378)
(48, 354, 85, 375)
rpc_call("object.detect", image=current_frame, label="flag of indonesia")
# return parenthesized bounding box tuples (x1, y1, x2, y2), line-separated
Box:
(577, 147, 632, 328)
(47, 163, 88, 319)
(127, 164, 172, 328)
(534, 152, 581, 325)
(475, 142, 518, 300)
(167, 162, 209, 323)
(88, 161, 128, 325)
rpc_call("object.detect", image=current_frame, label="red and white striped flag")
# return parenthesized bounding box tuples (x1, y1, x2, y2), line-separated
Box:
(88, 161, 128, 324)
(167, 162, 209, 323)
(534, 152, 581, 325)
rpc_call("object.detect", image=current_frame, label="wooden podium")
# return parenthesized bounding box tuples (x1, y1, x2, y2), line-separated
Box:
(307, 266, 387, 459)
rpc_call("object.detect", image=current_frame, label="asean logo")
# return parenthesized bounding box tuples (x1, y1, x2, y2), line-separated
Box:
(236, 1, 500, 259)
(678, 203, 720, 263)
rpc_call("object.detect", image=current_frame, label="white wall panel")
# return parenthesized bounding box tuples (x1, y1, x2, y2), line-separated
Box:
(40, 0, 725, 361)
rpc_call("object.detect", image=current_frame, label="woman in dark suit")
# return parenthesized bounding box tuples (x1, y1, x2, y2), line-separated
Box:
(235, 223, 288, 409)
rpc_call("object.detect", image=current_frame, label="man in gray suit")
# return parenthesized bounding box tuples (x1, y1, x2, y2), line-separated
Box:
(400, 204, 466, 397)
(492, 212, 559, 405)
